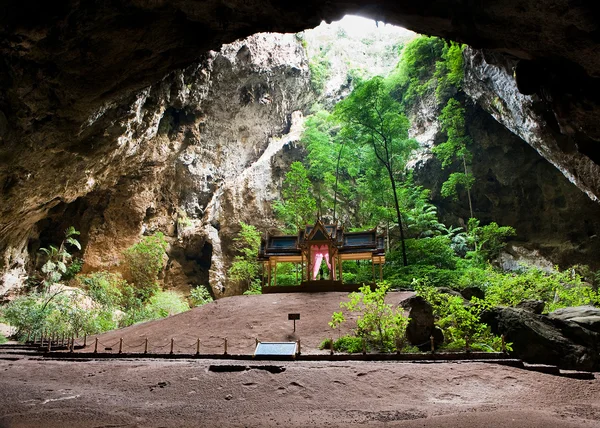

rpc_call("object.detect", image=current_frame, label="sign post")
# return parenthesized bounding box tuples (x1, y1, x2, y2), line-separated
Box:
(288, 313, 300, 332)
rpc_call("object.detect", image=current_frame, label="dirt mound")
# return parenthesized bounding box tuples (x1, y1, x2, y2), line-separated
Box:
(83, 291, 413, 355)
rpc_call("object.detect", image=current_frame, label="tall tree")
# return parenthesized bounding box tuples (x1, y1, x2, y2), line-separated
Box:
(432, 98, 475, 219)
(334, 77, 418, 266)
(274, 162, 317, 231)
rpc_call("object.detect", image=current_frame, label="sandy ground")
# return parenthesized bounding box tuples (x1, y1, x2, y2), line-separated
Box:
(77, 292, 414, 356)
(2, 292, 600, 427)
(1, 358, 600, 427)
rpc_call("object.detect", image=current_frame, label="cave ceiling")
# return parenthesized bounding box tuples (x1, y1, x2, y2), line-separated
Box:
(0, 0, 598, 200)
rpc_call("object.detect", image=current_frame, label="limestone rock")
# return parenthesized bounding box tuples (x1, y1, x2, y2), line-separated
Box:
(548, 306, 600, 321)
(516, 300, 545, 314)
(400, 295, 443, 349)
(482, 306, 600, 371)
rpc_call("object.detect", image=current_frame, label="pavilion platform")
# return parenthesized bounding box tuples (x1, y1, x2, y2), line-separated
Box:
(262, 280, 375, 294)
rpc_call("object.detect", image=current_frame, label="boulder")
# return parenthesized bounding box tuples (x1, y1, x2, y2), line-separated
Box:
(481, 306, 600, 371)
(566, 316, 600, 334)
(460, 287, 485, 301)
(516, 299, 545, 314)
(400, 295, 443, 349)
(548, 306, 600, 321)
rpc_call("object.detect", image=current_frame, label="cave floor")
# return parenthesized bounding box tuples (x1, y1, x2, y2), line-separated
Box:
(1, 358, 599, 427)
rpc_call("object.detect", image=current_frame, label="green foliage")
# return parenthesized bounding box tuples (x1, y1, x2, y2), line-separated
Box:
(123, 232, 168, 302)
(415, 283, 505, 352)
(432, 98, 474, 214)
(63, 257, 83, 281)
(190, 286, 213, 307)
(273, 162, 317, 231)
(77, 271, 126, 308)
(144, 291, 190, 320)
(243, 280, 262, 295)
(483, 267, 600, 313)
(329, 311, 346, 339)
(334, 76, 418, 264)
(38, 227, 81, 287)
(335, 282, 410, 352)
(319, 338, 333, 350)
(228, 222, 262, 291)
(309, 54, 331, 94)
(0, 334, 7, 344)
(333, 335, 364, 353)
(466, 218, 516, 265)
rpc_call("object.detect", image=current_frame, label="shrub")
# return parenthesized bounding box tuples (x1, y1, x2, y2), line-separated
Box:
(123, 232, 168, 301)
(77, 271, 126, 308)
(319, 338, 333, 350)
(145, 290, 190, 320)
(243, 280, 262, 295)
(190, 286, 213, 307)
(0, 334, 7, 344)
(336, 282, 410, 352)
(415, 283, 506, 352)
(333, 335, 364, 353)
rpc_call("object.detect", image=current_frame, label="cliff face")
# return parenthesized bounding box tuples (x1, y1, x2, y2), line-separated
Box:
(0, 33, 312, 297)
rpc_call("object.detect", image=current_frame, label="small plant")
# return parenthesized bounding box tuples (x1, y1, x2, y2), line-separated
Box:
(145, 291, 190, 320)
(328, 311, 346, 339)
(319, 338, 333, 350)
(243, 280, 262, 295)
(190, 286, 213, 307)
(0, 334, 7, 344)
(38, 226, 81, 287)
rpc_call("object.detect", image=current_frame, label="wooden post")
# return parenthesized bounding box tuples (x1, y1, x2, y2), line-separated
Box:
(69, 337, 74, 353)
(297, 339, 301, 355)
(330, 338, 334, 355)
(379, 259, 383, 281)
(274, 262, 278, 286)
(83, 334, 87, 347)
(61, 333, 65, 346)
(267, 262, 271, 287)
(196, 338, 200, 356)
(118, 337, 123, 354)
(94, 337, 99, 354)
(170, 338, 174, 355)
(501, 334, 506, 353)
(430, 335, 435, 354)
(144, 338, 148, 354)
(47, 338, 52, 352)
(255, 337, 259, 347)
(371, 260, 375, 282)
(224, 337, 228, 355)
(362, 337, 366, 355)
(465, 336, 470, 353)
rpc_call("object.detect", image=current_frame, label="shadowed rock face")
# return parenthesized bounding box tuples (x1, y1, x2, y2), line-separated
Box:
(0, 1, 599, 294)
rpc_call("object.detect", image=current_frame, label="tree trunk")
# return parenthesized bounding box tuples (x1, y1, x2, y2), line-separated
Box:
(462, 155, 474, 219)
(387, 167, 408, 266)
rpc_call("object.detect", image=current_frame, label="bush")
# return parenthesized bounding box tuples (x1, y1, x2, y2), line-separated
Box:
(0, 334, 7, 344)
(190, 286, 213, 307)
(243, 280, 262, 295)
(335, 282, 410, 352)
(144, 291, 190, 320)
(123, 232, 168, 301)
(77, 271, 126, 308)
(483, 267, 600, 313)
(333, 335, 364, 353)
(415, 283, 507, 352)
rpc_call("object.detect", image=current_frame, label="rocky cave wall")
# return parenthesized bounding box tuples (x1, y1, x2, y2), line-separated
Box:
(0, 33, 313, 297)
(1, 1, 600, 297)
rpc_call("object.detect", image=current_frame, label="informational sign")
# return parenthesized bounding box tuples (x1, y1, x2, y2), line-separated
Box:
(254, 342, 298, 357)
(288, 313, 300, 332)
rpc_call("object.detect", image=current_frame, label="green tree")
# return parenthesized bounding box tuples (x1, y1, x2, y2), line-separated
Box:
(123, 232, 168, 302)
(228, 222, 262, 292)
(334, 77, 418, 266)
(274, 162, 317, 231)
(432, 98, 475, 218)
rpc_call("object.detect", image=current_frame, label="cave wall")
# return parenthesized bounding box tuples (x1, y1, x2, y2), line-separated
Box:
(0, 32, 313, 297)
(415, 103, 600, 269)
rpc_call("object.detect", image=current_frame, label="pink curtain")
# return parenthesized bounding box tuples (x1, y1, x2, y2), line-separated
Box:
(311, 244, 331, 280)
